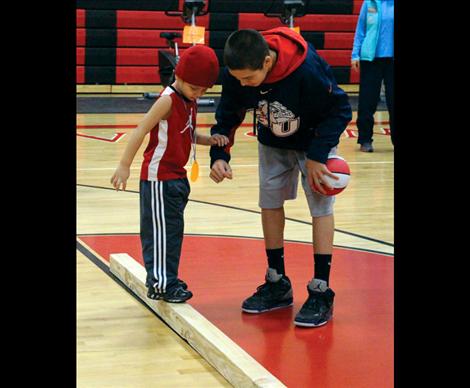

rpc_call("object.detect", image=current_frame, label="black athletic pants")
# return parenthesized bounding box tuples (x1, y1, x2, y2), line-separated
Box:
(140, 178, 190, 292)
(357, 57, 394, 145)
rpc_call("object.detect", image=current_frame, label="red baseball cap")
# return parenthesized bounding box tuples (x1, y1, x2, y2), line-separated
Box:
(175, 45, 219, 88)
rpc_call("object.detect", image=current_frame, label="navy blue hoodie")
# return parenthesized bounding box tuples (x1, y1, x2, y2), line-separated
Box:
(210, 27, 352, 165)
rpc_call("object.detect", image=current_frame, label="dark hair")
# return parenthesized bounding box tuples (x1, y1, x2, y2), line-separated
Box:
(223, 29, 269, 70)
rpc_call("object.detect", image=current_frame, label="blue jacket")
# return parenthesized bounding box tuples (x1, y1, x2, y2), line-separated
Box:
(210, 28, 352, 165)
(352, 0, 394, 61)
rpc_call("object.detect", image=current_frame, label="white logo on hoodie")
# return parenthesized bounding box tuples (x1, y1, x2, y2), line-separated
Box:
(257, 100, 300, 137)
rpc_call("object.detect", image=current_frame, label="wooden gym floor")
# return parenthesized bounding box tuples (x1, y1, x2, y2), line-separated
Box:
(77, 104, 393, 387)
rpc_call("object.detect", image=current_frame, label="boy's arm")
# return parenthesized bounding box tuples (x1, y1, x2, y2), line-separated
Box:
(301, 66, 352, 194)
(306, 101, 352, 164)
(110, 95, 172, 190)
(302, 63, 352, 164)
(209, 68, 247, 167)
(304, 101, 351, 194)
(196, 133, 229, 147)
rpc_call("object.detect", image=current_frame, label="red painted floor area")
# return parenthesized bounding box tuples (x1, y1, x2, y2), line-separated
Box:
(79, 234, 393, 388)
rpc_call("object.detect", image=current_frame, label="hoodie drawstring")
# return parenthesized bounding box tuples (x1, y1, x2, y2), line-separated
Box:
(267, 101, 271, 129)
(253, 105, 257, 136)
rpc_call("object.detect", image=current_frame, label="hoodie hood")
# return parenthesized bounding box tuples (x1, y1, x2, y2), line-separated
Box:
(261, 27, 308, 84)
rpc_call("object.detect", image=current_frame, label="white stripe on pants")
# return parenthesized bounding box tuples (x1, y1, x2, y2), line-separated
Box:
(151, 181, 167, 292)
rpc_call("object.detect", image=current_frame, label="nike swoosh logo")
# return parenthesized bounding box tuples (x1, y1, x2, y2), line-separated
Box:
(260, 89, 271, 94)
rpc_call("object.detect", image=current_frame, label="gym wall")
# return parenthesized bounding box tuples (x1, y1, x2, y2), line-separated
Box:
(77, 0, 363, 85)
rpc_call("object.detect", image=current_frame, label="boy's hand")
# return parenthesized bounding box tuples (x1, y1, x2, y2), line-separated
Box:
(210, 159, 233, 183)
(110, 164, 130, 191)
(209, 134, 229, 147)
(305, 159, 338, 195)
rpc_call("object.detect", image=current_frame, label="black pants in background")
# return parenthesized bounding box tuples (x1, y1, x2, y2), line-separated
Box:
(357, 57, 394, 145)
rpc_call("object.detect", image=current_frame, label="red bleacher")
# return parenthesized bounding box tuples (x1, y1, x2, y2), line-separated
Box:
(76, 0, 363, 85)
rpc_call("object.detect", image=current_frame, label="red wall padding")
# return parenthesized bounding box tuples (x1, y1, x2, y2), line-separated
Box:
(77, 9, 85, 27)
(77, 29, 86, 47)
(117, 48, 159, 65)
(77, 29, 352, 50)
(117, 29, 208, 48)
(108, 48, 351, 67)
(77, 5, 362, 85)
(77, 48, 85, 65)
(317, 50, 352, 66)
(116, 10, 209, 29)
(77, 67, 355, 85)
(77, 66, 85, 83)
(324, 32, 354, 49)
(239, 14, 358, 31)
(353, 0, 364, 15)
(116, 66, 161, 83)
(115, 48, 186, 65)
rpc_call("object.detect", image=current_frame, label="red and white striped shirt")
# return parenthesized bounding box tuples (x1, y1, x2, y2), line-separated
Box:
(140, 86, 197, 181)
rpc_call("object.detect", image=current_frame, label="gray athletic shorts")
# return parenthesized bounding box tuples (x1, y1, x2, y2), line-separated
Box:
(258, 143, 337, 217)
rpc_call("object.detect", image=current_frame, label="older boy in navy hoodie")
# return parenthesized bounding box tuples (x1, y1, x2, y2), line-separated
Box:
(209, 28, 352, 327)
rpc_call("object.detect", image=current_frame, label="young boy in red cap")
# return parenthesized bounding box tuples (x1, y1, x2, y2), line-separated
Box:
(111, 44, 227, 303)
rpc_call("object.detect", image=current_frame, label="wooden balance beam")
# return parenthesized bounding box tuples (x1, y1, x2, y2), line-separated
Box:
(109, 253, 286, 388)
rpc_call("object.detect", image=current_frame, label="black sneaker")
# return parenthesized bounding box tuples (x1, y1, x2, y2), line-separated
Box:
(242, 275, 293, 313)
(147, 280, 192, 303)
(294, 287, 335, 327)
(161, 284, 193, 303)
(146, 278, 188, 290)
(360, 142, 374, 152)
(147, 287, 161, 300)
(146, 278, 188, 300)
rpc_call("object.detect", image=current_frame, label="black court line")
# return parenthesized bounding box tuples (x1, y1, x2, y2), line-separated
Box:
(77, 183, 394, 248)
(77, 232, 394, 257)
(76, 239, 193, 344)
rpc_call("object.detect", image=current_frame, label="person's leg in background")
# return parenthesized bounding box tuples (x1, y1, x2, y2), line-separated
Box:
(357, 59, 383, 152)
